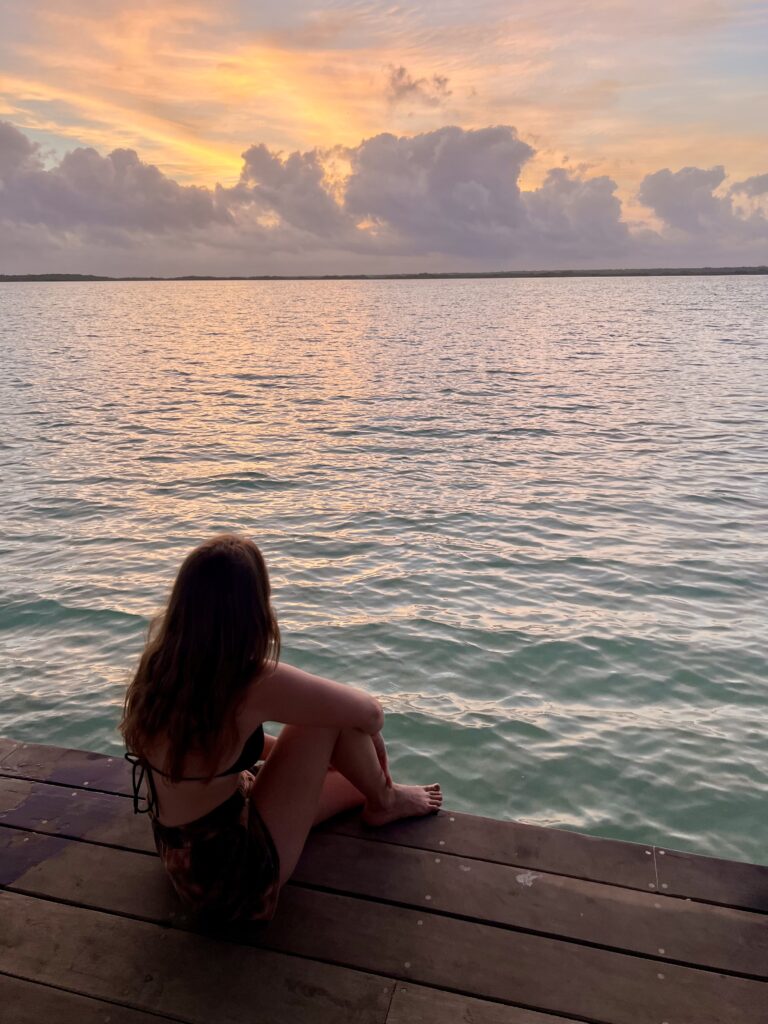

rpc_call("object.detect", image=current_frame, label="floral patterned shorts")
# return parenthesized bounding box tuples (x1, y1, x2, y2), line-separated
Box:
(151, 766, 281, 927)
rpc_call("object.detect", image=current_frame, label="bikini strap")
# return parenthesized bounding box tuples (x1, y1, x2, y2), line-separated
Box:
(124, 751, 159, 816)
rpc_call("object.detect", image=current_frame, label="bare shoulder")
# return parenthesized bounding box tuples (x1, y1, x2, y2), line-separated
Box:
(242, 660, 383, 733)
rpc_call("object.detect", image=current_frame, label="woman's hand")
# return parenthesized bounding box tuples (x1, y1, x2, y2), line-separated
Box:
(371, 730, 393, 788)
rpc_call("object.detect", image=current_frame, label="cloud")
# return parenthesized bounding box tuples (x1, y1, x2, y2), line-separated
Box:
(0, 120, 766, 275)
(2, 0, 765, 200)
(637, 164, 768, 252)
(731, 173, 768, 198)
(342, 126, 533, 257)
(0, 123, 230, 235)
(0, 120, 43, 179)
(224, 142, 349, 236)
(637, 165, 730, 234)
(385, 66, 452, 108)
(524, 167, 629, 257)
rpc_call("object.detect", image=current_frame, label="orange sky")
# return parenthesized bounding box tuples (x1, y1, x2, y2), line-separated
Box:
(2, 0, 767, 212)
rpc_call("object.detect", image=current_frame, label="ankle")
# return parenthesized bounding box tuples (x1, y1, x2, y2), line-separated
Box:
(364, 781, 395, 814)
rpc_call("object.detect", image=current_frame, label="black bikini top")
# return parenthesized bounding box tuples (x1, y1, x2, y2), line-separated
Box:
(124, 724, 265, 816)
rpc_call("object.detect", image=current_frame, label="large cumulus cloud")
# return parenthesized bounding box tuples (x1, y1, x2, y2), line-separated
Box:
(637, 165, 768, 262)
(342, 127, 533, 257)
(226, 143, 348, 237)
(0, 126, 230, 236)
(524, 168, 630, 258)
(639, 166, 734, 234)
(0, 121, 766, 274)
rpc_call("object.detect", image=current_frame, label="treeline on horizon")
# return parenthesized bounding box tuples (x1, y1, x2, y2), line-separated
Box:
(1, 267, 767, 282)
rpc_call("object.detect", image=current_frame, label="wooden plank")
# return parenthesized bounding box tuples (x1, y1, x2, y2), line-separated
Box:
(320, 808, 658, 890)
(1, 890, 393, 1024)
(263, 887, 767, 1024)
(0, 973, 175, 1024)
(0, 777, 156, 853)
(2, 828, 765, 1024)
(3, 737, 766, 911)
(292, 833, 768, 977)
(2, 780, 765, 977)
(656, 846, 768, 913)
(0, 742, 657, 890)
(386, 985, 576, 1023)
(0, 737, 21, 763)
(0, 828, 181, 921)
(0, 738, 126, 791)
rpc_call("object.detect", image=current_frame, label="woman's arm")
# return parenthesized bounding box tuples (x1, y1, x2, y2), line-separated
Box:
(248, 661, 384, 734)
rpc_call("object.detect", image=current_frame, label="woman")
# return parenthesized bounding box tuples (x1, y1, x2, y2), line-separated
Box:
(120, 532, 442, 926)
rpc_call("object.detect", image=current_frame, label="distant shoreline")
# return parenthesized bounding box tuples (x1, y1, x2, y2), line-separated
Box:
(1, 267, 766, 283)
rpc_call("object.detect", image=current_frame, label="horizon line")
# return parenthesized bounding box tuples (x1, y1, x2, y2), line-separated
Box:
(1, 266, 767, 283)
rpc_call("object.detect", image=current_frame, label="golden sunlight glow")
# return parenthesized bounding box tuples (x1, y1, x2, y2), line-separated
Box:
(254, 211, 282, 229)
(2, 4, 392, 183)
(0, 72, 243, 184)
(355, 218, 379, 233)
(1, 0, 766, 194)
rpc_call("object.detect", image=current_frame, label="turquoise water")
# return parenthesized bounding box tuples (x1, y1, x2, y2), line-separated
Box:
(1, 277, 766, 863)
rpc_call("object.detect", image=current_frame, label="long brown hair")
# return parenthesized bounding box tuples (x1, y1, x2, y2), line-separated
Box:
(119, 533, 280, 784)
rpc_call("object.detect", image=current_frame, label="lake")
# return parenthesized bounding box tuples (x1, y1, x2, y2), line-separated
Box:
(1, 276, 766, 862)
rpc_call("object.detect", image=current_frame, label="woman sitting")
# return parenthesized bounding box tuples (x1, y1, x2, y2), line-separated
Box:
(120, 532, 442, 925)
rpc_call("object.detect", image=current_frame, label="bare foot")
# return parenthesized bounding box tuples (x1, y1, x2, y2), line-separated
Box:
(361, 783, 442, 827)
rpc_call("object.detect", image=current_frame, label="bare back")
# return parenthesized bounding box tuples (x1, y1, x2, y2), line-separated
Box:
(142, 676, 266, 826)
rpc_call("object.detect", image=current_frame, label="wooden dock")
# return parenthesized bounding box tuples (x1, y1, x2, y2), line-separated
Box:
(1, 736, 765, 1023)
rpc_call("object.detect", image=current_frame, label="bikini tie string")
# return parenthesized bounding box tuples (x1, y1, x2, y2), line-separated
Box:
(124, 750, 152, 815)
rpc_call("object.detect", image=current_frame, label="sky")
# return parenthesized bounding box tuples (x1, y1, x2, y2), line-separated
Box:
(0, 0, 767, 275)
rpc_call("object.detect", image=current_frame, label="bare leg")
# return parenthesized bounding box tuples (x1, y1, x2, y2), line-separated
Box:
(329, 728, 442, 827)
(264, 730, 341, 772)
(327, 728, 390, 809)
(264, 729, 375, 827)
(312, 769, 366, 826)
(250, 724, 341, 886)
(249, 724, 441, 887)
(266, 726, 441, 822)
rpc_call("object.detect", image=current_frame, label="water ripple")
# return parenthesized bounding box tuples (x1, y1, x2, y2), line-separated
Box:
(0, 276, 766, 862)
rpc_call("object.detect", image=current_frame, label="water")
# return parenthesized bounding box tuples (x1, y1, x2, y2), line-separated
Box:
(1, 276, 766, 864)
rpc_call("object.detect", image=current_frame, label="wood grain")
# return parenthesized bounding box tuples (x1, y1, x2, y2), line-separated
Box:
(0, 973, 176, 1024)
(2, 777, 765, 976)
(2, 828, 765, 1024)
(1, 890, 393, 1024)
